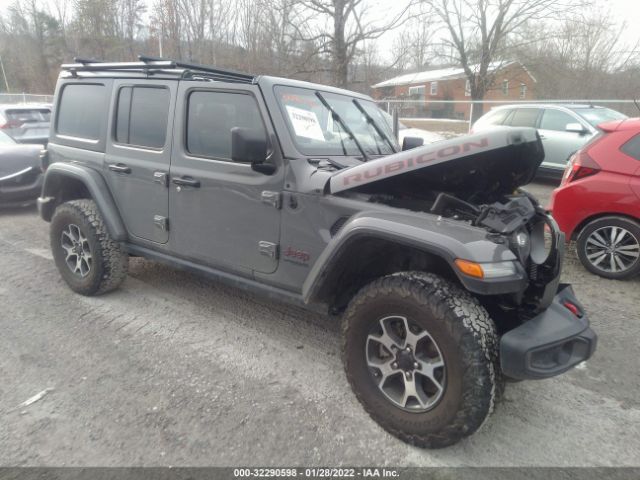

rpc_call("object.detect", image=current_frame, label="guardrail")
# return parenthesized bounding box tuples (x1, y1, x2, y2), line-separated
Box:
(0, 93, 53, 104)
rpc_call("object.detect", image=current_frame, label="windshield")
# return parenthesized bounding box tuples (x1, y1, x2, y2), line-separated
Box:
(275, 86, 398, 157)
(570, 107, 627, 127)
(0, 131, 16, 145)
(381, 111, 408, 130)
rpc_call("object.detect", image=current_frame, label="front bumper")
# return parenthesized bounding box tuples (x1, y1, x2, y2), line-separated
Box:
(500, 284, 597, 380)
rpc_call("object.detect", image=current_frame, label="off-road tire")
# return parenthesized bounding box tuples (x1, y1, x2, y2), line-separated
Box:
(50, 199, 128, 295)
(576, 216, 640, 280)
(342, 271, 502, 448)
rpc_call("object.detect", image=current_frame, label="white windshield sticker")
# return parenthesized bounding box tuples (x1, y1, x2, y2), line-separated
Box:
(286, 106, 325, 141)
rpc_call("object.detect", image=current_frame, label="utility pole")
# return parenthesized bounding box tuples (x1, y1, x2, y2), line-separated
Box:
(0, 55, 10, 92)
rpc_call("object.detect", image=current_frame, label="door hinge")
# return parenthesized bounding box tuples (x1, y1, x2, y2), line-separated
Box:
(261, 191, 281, 209)
(258, 241, 278, 259)
(153, 215, 169, 231)
(153, 171, 169, 187)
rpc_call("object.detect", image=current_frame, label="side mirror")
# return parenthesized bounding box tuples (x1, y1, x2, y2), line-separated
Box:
(402, 136, 424, 150)
(565, 123, 587, 134)
(231, 127, 275, 174)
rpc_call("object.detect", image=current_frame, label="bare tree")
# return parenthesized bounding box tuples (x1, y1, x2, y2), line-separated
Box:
(513, 7, 640, 100)
(0, 0, 66, 92)
(292, 0, 415, 87)
(115, 0, 146, 58)
(425, 0, 585, 121)
(392, 8, 437, 72)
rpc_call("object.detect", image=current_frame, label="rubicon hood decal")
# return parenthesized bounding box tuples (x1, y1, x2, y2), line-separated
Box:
(329, 127, 543, 196)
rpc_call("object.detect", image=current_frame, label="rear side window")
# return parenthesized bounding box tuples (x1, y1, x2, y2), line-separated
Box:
(621, 134, 640, 161)
(57, 84, 106, 140)
(540, 109, 578, 131)
(115, 86, 170, 149)
(509, 108, 541, 128)
(186, 91, 265, 160)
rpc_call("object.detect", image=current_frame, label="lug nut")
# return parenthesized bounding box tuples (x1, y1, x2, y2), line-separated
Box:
(413, 362, 419, 369)
(405, 372, 412, 380)
(406, 346, 411, 352)
(392, 362, 398, 369)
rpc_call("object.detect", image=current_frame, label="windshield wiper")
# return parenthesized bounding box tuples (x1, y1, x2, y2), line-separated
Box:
(315, 91, 369, 162)
(352, 99, 398, 154)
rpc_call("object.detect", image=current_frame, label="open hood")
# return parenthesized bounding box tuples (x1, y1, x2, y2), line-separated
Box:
(329, 127, 544, 202)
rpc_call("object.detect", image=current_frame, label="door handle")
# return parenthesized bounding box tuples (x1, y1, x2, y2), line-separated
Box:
(108, 163, 131, 174)
(172, 176, 200, 188)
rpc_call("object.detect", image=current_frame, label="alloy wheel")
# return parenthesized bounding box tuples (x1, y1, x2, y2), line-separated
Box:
(60, 223, 92, 277)
(366, 315, 446, 412)
(584, 226, 640, 274)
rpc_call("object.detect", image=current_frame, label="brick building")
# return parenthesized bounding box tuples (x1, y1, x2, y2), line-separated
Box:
(371, 61, 536, 120)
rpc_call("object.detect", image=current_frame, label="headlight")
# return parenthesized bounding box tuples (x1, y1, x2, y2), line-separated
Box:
(481, 261, 518, 278)
(455, 259, 518, 279)
(510, 228, 531, 263)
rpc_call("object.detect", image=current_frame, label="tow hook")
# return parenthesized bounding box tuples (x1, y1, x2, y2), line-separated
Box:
(563, 301, 582, 318)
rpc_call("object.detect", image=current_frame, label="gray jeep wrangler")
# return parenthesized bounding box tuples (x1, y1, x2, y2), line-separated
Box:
(38, 57, 596, 448)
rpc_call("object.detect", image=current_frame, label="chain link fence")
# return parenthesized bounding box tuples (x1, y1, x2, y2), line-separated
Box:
(0, 93, 54, 104)
(377, 99, 640, 136)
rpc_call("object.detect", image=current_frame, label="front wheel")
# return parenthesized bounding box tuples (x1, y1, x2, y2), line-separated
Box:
(50, 199, 129, 295)
(342, 272, 502, 448)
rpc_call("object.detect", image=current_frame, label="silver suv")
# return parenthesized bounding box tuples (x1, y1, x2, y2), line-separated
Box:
(472, 104, 627, 179)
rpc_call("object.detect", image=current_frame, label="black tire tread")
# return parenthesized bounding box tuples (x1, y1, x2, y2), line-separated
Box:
(52, 199, 128, 295)
(342, 271, 502, 448)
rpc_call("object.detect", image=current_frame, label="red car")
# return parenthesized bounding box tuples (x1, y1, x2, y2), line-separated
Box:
(549, 117, 640, 279)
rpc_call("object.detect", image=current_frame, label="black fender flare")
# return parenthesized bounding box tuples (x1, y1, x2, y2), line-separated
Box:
(38, 163, 127, 241)
(302, 212, 527, 303)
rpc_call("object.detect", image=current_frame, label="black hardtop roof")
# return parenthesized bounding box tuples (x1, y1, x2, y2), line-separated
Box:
(59, 56, 373, 101)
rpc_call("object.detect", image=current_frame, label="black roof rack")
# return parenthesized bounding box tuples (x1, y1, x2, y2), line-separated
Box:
(61, 55, 256, 84)
(73, 57, 103, 64)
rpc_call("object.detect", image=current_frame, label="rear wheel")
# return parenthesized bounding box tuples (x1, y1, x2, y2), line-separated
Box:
(342, 271, 502, 448)
(576, 216, 640, 280)
(50, 199, 128, 295)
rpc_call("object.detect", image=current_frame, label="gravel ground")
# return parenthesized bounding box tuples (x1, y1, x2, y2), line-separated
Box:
(1, 181, 639, 467)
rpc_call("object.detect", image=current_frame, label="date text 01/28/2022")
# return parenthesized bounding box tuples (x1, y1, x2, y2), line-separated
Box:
(233, 468, 400, 477)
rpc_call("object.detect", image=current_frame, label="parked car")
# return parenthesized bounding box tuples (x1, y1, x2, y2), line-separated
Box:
(472, 104, 627, 179)
(0, 103, 52, 145)
(0, 130, 44, 206)
(549, 117, 640, 279)
(38, 58, 595, 448)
